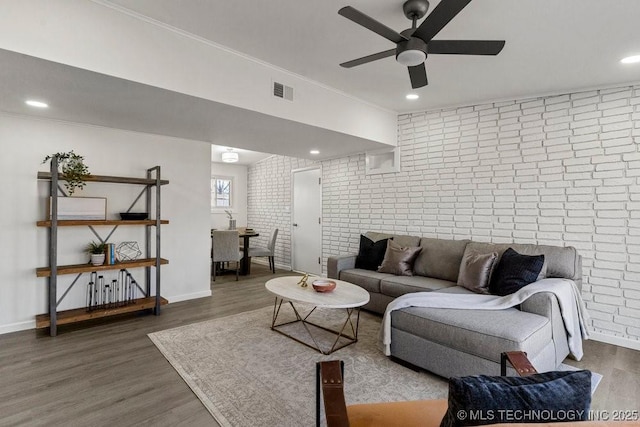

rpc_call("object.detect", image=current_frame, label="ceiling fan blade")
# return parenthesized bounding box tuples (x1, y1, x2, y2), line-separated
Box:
(408, 64, 428, 89)
(338, 6, 408, 44)
(412, 0, 472, 43)
(340, 49, 396, 68)
(428, 40, 505, 55)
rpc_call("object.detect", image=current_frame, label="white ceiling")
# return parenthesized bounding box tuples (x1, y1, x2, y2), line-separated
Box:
(3, 1, 640, 163)
(107, 0, 640, 112)
(0, 48, 387, 161)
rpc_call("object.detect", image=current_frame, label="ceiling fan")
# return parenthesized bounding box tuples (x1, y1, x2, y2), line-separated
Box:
(338, 0, 505, 89)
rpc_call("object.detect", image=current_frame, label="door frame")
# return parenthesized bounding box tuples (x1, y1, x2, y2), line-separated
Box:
(291, 165, 322, 274)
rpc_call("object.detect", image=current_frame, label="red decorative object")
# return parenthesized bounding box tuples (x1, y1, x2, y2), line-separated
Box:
(312, 280, 336, 293)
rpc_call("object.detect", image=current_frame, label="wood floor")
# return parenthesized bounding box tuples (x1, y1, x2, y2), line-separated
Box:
(0, 263, 638, 426)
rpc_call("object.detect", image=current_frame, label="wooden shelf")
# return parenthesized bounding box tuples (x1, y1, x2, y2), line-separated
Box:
(38, 171, 169, 186)
(35, 296, 169, 328)
(37, 219, 169, 227)
(36, 258, 169, 277)
(38, 165, 168, 335)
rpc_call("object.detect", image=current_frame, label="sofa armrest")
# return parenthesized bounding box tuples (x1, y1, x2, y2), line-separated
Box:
(327, 255, 357, 279)
(520, 290, 570, 365)
(520, 291, 557, 319)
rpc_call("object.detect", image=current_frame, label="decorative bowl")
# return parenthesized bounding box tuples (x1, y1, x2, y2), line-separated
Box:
(119, 212, 148, 220)
(312, 280, 336, 293)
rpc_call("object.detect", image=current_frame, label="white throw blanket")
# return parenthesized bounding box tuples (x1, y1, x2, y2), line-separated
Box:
(380, 278, 590, 360)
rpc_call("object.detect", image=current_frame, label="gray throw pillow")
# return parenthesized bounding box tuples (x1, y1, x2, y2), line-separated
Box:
(378, 240, 422, 276)
(457, 251, 498, 294)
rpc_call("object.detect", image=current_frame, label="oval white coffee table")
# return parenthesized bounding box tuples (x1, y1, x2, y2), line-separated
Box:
(265, 276, 370, 355)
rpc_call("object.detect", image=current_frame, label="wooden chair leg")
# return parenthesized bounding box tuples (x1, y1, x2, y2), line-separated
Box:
(213, 261, 216, 281)
(271, 256, 275, 273)
(236, 261, 239, 281)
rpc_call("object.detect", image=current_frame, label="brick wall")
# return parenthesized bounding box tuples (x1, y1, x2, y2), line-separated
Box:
(247, 155, 315, 268)
(248, 84, 640, 347)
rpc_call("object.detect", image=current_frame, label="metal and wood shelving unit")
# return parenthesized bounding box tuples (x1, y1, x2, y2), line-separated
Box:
(37, 160, 169, 336)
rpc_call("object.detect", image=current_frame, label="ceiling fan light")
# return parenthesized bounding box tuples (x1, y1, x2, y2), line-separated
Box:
(397, 49, 426, 67)
(621, 55, 640, 64)
(221, 151, 239, 163)
(25, 100, 49, 108)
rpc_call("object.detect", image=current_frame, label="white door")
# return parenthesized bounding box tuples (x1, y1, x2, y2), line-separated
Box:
(292, 168, 322, 275)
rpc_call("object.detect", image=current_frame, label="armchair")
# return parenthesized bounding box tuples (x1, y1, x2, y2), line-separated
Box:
(317, 352, 594, 427)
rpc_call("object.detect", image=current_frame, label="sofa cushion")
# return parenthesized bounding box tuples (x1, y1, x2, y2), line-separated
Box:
(414, 238, 470, 282)
(490, 248, 545, 296)
(354, 235, 390, 271)
(391, 306, 552, 362)
(440, 370, 591, 427)
(457, 250, 498, 294)
(380, 276, 456, 298)
(339, 269, 395, 294)
(465, 242, 583, 283)
(378, 240, 422, 276)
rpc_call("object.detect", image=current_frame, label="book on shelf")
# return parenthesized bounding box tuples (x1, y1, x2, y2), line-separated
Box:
(104, 243, 116, 265)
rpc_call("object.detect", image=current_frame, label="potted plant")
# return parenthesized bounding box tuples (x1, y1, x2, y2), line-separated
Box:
(42, 150, 90, 195)
(86, 241, 107, 266)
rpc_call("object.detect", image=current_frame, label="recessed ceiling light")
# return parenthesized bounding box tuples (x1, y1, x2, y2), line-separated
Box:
(310, 150, 320, 155)
(621, 55, 640, 64)
(406, 94, 419, 100)
(25, 100, 48, 108)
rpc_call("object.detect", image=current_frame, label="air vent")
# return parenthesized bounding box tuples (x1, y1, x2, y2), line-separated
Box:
(273, 81, 293, 101)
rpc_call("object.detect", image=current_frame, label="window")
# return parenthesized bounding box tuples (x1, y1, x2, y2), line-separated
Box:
(212, 177, 233, 209)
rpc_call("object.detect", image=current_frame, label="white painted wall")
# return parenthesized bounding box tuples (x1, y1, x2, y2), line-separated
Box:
(248, 84, 640, 350)
(211, 162, 248, 230)
(0, 0, 396, 146)
(0, 113, 211, 334)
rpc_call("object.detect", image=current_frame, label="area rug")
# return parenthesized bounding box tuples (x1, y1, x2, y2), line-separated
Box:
(148, 306, 602, 427)
(148, 306, 448, 427)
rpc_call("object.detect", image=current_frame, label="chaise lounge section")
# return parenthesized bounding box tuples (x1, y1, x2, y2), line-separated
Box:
(327, 232, 583, 378)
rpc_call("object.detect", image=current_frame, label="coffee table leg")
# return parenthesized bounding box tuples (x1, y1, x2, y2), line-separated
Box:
(271, 299, 326, 353)
(327, 308, 361, 354)
(271, 297, 284, 328)
(270, 301, 362, 355)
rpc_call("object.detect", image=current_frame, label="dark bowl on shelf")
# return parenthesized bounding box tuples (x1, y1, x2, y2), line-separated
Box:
(119, 212, 148, 220)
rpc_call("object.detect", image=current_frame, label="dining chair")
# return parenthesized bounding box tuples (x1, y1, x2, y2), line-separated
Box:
(248, 228, 278, 273)
(211, 230, 242, 281)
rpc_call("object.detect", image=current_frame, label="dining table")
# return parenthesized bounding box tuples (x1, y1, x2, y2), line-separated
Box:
(237, 227, 259, 275)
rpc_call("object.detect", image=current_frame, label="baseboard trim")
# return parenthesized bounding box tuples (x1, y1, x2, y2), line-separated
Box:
(0, 320, 36, 335)
(0, 291, 213, 335)
(590, 331, 640, 351)
(167, 290, 212, 304)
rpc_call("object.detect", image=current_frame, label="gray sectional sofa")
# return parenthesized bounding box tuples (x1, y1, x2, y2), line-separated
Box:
(327, 231, 583, 378)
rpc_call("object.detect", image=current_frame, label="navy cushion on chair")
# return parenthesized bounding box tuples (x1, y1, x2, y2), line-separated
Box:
(355, 235, 390, 271)
(440, 370, 592, 427)
(489, 248, 545, 296)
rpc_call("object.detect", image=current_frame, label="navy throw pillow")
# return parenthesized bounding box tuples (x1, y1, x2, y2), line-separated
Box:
(489, 248, 545, 296)
(354, 235, 390, 271)
(440, 370, 592, 427)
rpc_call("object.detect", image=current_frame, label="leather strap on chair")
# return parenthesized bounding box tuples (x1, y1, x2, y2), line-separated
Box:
(501, 351, 538, 376)
(318, 361, 350, 427)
